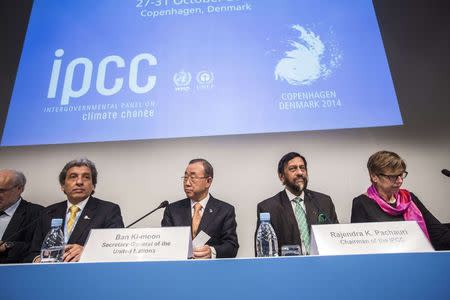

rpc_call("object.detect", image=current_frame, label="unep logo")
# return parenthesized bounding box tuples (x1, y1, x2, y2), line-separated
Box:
(196, 71, 214, 85)
(47, 49, 158, 105)
(195, 70, 214, 90)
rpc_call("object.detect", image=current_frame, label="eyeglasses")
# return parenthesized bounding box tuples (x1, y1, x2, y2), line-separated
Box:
(379, 171, 408, 182)
(181, 175, 208, 183)
(0, 185, 19, 194)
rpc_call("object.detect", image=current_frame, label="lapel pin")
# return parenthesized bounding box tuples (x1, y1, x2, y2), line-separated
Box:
(209, 209, 213, 213)
(84, 215, 91, 220)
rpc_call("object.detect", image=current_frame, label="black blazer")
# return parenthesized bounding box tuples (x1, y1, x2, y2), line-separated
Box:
(26, 196, 124, 262)
(351, 193, 450, 250)
(0, 199, 44, 264)
(161, 195, 239, 258)
(256, 189, 339, 255)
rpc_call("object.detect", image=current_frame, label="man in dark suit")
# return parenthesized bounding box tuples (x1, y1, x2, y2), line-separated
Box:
(0, 169, 43, 264)
(257, 152, 338, 255)
(28, 158, 124, 262)
(162, 159, 239, 259)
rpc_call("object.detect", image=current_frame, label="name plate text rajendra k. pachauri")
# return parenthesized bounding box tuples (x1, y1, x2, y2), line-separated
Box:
(310, 221, 434, 255)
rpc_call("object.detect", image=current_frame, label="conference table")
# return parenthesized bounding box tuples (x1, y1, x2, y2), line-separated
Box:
(2, 252, 449, 300)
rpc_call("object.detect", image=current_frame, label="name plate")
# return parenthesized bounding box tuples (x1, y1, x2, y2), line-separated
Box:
(80, 227, 191, 262)
(310, 221, 434, 255)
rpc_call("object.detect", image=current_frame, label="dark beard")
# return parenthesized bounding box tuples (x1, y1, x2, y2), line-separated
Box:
(285, 175, 308, 195)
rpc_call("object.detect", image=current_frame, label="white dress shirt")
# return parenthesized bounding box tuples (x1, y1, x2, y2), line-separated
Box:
(189, 194, 216, 258)
(0, 198, 22, 240)
(64, 197, 89, 243)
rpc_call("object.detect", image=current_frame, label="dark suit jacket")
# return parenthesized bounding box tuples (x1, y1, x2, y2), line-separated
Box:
(26, 196, 124, 262)
(0, 199, 44, 264)
(256, 189, 339, 255)
(351, 193, 450, 250)
(161, 195, 239, 258)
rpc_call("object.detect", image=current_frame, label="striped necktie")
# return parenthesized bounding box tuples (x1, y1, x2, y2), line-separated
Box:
(294, 196, 310, 255)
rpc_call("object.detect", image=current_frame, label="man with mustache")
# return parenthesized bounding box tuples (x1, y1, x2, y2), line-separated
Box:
(256, 152, 338, 255)
(162, 158, 239, 259)
(28, 158, 124, 262)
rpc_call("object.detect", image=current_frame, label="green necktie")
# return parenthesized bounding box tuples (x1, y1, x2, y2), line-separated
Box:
(294, 196, 310, 255)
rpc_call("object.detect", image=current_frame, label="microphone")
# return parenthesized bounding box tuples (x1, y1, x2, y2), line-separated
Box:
(0, 207, 52, 248)
(442, 169, 450, 177)
(126, 200, 169, 228)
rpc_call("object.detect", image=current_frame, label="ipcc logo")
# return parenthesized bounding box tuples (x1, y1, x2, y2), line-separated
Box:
(47, 49, 158, 105)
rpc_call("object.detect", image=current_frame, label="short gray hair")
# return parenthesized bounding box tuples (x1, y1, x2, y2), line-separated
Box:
(1, 169, 27, 187)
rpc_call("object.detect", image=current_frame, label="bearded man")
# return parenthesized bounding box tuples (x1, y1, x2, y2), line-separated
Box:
(256, 152, 339, 255)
